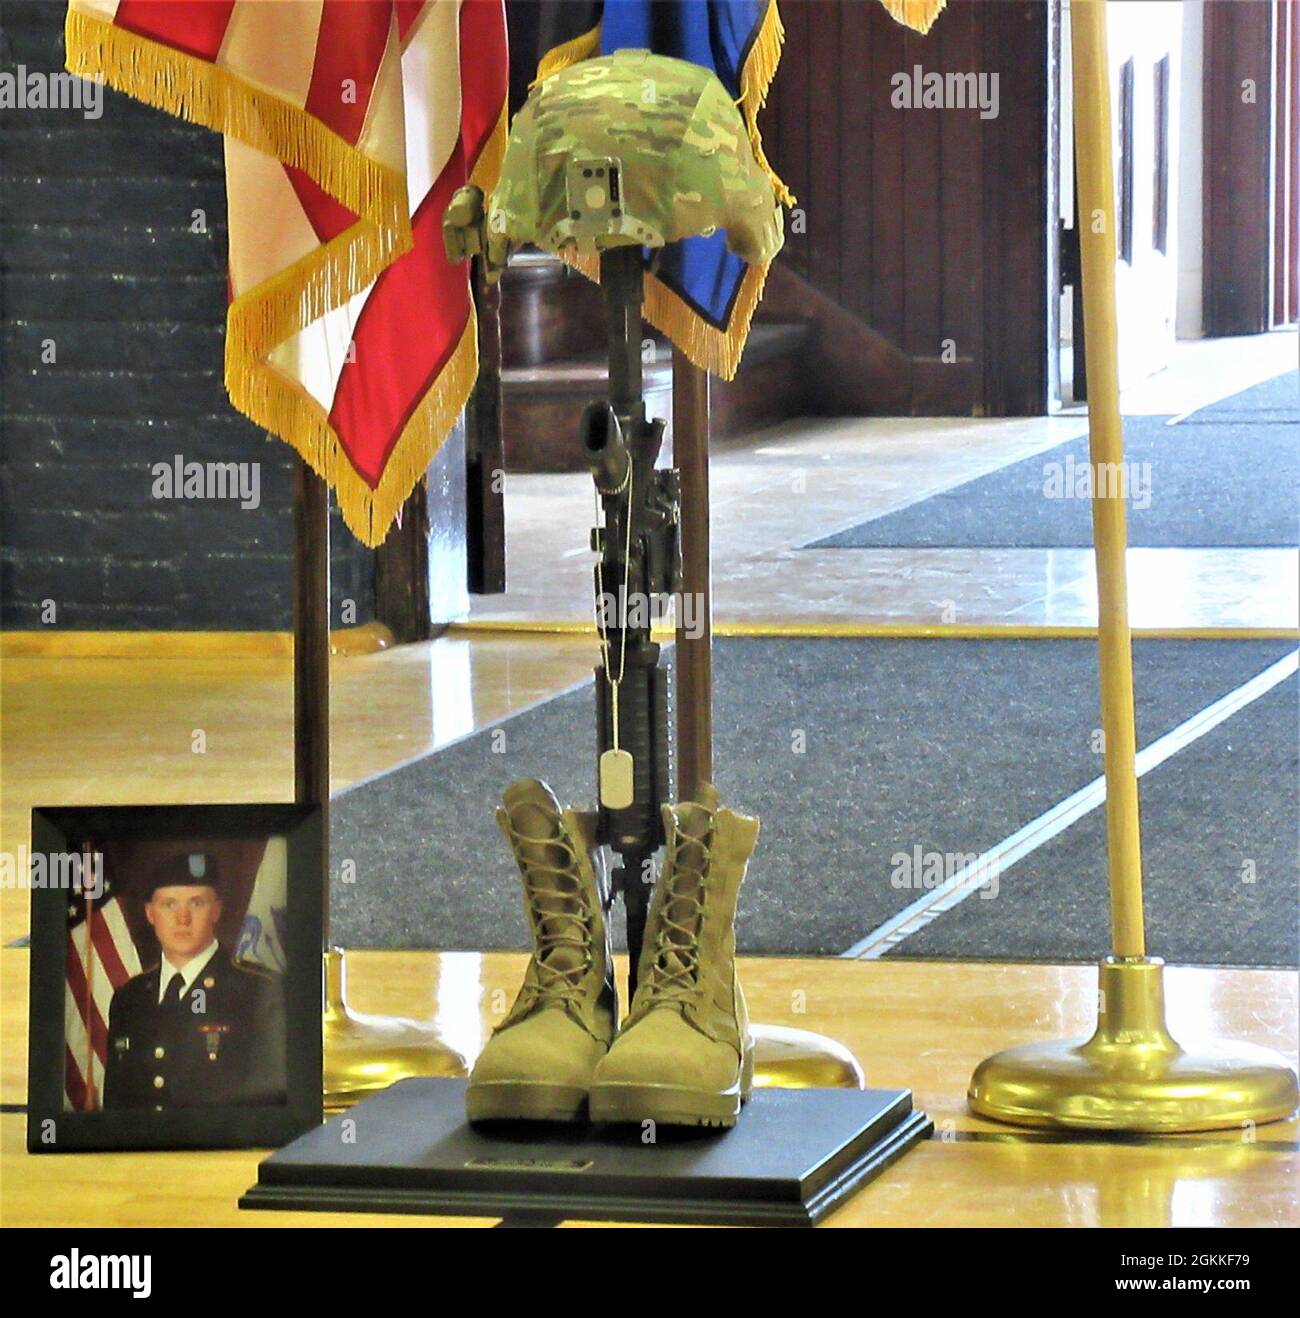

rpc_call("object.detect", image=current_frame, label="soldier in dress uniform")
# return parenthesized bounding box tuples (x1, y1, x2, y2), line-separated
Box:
(103, 851, 286, 1111)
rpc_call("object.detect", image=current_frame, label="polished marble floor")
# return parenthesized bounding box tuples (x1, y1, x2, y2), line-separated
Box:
(467, 331, 1298, 632)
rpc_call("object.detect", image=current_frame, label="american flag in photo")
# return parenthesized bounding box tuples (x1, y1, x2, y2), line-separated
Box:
(64, 851, 141, 1111)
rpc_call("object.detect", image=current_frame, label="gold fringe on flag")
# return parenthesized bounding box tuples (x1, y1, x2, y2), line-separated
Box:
(877, 0, 948, 36)
(324, 314, 480, 548)
(643, 256, 771, 381)
(223, 230, 478, 547)
(64, 8, 410, 255)
(533, 22, 602, 84)
(63, 6, 495, 547)
(737, 0, 795, 207)
(557, 245, 767, 382)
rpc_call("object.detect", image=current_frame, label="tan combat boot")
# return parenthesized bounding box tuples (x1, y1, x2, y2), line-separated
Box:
(466, 780, 617, 1123)
(589, 784, 758, 1128)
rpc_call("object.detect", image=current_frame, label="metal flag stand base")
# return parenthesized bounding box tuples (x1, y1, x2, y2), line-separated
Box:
(322, 949, 466, 1113)
(968, 0, 1298, 1134)
(753, 1024, 865, 1089)
(971, 957, 1298, 1133)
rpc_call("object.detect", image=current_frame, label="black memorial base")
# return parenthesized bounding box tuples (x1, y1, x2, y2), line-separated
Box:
(240, 1076, 932, 1226)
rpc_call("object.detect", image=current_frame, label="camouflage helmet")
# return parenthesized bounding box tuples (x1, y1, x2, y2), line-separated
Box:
(487, 49, 784, 264)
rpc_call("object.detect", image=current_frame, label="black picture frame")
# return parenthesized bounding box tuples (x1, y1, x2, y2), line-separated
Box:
(27, 803, 324, 1152)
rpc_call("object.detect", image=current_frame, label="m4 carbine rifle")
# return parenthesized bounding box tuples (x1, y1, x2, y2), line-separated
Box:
(583, 246, 681, 993)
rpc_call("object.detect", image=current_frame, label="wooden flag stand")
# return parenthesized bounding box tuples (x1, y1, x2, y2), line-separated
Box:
(670, 351, 863, 1088)
(292, 462, 468, 1113)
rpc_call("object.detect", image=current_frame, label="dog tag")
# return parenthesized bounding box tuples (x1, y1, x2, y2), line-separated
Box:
(599, 748, 635, 809)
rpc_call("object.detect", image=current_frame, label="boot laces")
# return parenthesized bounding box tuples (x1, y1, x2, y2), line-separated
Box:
(505, 819, 594, 1004)
(644, 821, 712, 1004)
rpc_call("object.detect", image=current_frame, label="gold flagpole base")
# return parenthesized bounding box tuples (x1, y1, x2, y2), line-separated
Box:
(753, 1023, 865, 1089)
(969, 958, 1299, 1132)
(322, 948, 468, 1113)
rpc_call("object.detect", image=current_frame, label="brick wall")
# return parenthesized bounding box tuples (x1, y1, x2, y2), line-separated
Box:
(0, 1, 375, 630)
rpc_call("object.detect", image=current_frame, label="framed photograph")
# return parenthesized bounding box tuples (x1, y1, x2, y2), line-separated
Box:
(27, 804, 324, 1151)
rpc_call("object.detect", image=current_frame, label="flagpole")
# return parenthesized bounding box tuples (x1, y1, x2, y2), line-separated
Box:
(81, 840, 97, 1110)
(673, 351, 712, 801)
(1072, 6, 1143, 960)
(668, 349, 861, 1089)
(967, 0, 1297, 1131)
(296, 447, 469, 1111)
(292, 457, 331, 895)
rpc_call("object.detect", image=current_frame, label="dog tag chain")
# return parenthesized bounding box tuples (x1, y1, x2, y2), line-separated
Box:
(596, 456, 635, 810)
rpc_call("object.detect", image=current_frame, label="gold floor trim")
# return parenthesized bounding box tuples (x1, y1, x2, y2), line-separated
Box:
(5, 622, 1293, 660)
(0, 621, 396, 660)
(451, 621, 1300, 642)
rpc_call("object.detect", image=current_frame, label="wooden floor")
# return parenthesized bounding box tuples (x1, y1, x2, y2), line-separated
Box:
(2, 333, 1296, 1228)
(3, 949, 1296, 1227)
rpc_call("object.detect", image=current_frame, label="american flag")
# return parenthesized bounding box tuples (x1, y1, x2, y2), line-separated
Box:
(64, 849, 141, 1111)
(64, 0, 508, 547)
